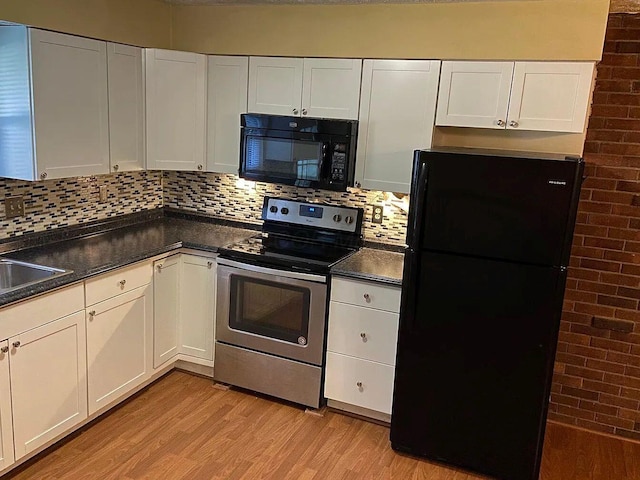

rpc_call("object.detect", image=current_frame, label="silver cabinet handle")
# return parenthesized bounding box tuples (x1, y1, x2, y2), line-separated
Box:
(207, 261, 213, 269)
(354, 181, 362, 188)
(302, 108, 308, 116)
(363, 293, 370, 302)
(113, 164, 119, 172)
(197, 164, 203, 170)
(509, 120, 519, 128)
(356, 381, 363, 388)
(40, 172, 47, 180)
(496, 119, 506, 127)
(0, 346, 8, 354)
(119, 279, 126, 288)
(157, 264, 163, 272)
(360, 332, 367, 341)
(292, 108, 299, 115)
(12, 341, 20, 349)
(88, 310, 96, 318)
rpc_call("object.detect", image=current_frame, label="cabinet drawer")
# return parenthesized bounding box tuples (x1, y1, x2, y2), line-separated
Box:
(85, 261, 152, 306)
(327, 302, 399, 365)
(324, 352, 395, 415)
(331, 277, 401, 313)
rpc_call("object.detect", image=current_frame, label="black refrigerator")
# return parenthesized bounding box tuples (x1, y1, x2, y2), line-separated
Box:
(390, 148, 584, 480)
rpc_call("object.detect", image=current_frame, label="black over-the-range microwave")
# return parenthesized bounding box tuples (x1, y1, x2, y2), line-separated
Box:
(239, 113, 358, 192)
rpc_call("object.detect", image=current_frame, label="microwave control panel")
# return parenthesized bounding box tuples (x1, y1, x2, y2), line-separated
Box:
(330, 143, 347, 183)
(263, 197, 361, 233)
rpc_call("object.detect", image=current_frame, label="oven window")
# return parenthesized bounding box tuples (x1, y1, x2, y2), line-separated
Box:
(245, 136, 322, 181)
(229, 275, 311, 345)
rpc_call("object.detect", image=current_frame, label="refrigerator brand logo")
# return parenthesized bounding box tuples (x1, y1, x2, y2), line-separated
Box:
(548, 180, 567, 186)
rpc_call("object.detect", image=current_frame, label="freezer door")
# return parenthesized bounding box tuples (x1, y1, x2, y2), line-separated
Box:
(391, 250, 566, 480)
(410, 150, 582, 266)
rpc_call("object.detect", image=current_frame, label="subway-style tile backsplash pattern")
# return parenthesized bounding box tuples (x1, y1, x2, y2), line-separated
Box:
(0, 171, 163, 239)
(163, 171, 408, 246)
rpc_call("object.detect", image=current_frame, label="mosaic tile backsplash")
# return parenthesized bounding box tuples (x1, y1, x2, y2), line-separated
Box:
(1, 170, 407, 246)
(0, 171, 163, 239)
(163, 171, 409, 246)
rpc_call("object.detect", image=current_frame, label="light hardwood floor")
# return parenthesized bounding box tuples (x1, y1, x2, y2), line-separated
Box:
(5, 370, 640, 480)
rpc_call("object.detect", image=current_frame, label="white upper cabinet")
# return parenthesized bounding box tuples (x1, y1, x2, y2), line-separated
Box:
(436, 61, 514, 129)
(146, 49, 206, 171)
(356, 60, 441, 194)
(248, 57, 362, 120)
(207, 56, 248, 174)
(436, 61, 595, 133)
(507, 62, 595, 133)
(0, 26, 110, 181)
(302, 59, 362, 120)
(248, 57, 303, 116)
(107, 43, 145, 173)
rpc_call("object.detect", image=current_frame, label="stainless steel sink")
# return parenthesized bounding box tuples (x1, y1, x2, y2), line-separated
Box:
(0, 259, 72, 294)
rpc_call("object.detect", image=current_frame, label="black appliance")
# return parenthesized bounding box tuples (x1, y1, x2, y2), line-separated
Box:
(214, 197, 363, 408)
(239, 113, 358, 191)
(390, 148, 584, 480)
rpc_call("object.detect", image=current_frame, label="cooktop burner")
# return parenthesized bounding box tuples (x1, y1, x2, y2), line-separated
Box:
(218, 197, 364, 274)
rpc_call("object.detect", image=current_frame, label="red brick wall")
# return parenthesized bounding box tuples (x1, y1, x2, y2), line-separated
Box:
(548, 13, 640, 441)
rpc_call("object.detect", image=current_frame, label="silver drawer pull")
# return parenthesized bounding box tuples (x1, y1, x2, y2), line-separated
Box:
(207, 261, 213, 269)
(12, 341, 20, 349)
(119, 279, 126, 288)
(360, 332, 367, 341)
(0, 346, 8, 354)
(356, 381, 363, 389)
(157, 264, 163, 272)
(363, 293, 370, 302)
(89, 310, 96, 317)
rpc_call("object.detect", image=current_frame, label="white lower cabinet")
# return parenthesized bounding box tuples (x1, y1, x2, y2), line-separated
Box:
(179, 254, 216, 361)
(0, 342, 13, 470)
(153, 255, 181, 367)
(10, 311, 87, 459)
(86, 285, 153, 415)
(325, 277, 401, 419)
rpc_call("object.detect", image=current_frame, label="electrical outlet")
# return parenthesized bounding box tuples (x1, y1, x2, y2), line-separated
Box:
(4, 196, 25, 219)
(371, 205, 383, 224)
(99, 185, 108, 203)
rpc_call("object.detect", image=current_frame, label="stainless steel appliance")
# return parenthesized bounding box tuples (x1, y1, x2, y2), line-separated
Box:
(239, 114, 358, 191)
(215, 197, 364, 408)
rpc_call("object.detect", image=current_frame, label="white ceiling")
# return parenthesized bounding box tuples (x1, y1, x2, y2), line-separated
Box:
(162, 0, 513, 5)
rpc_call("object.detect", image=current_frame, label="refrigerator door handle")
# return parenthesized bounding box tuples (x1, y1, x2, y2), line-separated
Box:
(406, 153, 429, 250)
(399, 249, 419, 333)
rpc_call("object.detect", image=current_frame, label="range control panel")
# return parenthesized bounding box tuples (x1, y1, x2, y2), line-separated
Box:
(262, 197, 362, 233)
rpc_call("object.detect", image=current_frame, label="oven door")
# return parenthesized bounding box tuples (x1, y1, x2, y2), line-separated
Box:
(216, 259, 328, 366)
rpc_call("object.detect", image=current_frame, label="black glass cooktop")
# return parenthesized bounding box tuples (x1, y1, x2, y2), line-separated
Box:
(219, 234, 358, 273)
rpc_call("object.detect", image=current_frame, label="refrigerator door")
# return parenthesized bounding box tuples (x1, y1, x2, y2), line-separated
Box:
(408, 150, 583, 266)
(391, 250, 566, 480)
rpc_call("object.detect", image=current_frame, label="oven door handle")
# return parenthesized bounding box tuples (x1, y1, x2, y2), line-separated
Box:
(216, 258, 327, 284)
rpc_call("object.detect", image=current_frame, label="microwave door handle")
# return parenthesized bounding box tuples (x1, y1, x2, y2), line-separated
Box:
(320, 143, 330, 178)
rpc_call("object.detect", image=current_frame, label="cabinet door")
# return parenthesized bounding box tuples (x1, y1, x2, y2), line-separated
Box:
(248, 57, 303, 116)
(30, 29, 110, 180)
(179, 255, 215, 361)
(0, 341, 14, 471)
(107, 43, 145, 173)
(146, 49, 206, 171)
(207, 56, 248, 174)
(10, 311, 87, 460)
(507, 62, 595, 133)
(436, 61, 513, 129)
(302, 58, 362, 120)
(153, 255, 180, 368)
(356, 60, 440, 193)
(86, 286, 152, 415)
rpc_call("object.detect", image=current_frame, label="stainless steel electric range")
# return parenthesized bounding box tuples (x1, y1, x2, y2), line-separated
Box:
(215, 197, 364, 408)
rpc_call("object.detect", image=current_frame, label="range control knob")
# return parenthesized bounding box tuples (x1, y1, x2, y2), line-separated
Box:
(269, 205, 278, 213)
(333, 214, 342, 223)
(281, 207, 289, 215)
(345, 216, 354, 225)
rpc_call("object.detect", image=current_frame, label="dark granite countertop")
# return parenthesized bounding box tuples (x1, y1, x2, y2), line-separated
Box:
(331, 248, 404, 287)
(0, 212, 257, 308)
